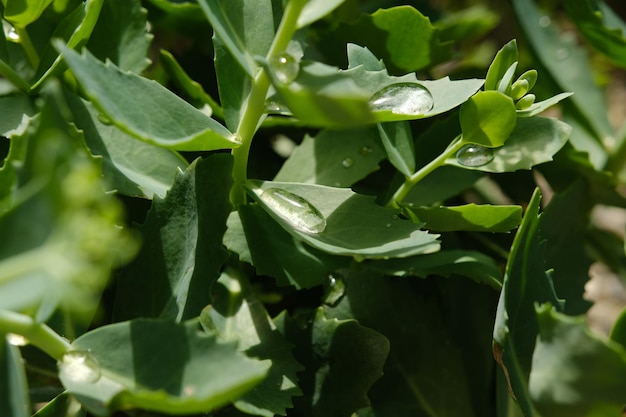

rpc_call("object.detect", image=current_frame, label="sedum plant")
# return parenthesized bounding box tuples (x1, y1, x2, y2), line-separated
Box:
(0, 0, 625, 416)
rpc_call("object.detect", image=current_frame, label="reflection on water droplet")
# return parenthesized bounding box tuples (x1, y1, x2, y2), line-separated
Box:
(269, 53, 299, 84)
(7, 333, 27, 346)
(5, 25, 20, 42)
(556, 48, 569, 60)
(254, 187, 326, 234)
(97, 113, 113, 125)
(328, 275, 337, 286)
(59, 350, 101, 383)
(324, 274, 346, 305)
(385, 223, 392, 228)
(341, 157, 354, 168)
(456, 144, 495, 167)
(369, 83, 434, 116)
(539, 16, 551, 27)
(359, 146, 372, 155)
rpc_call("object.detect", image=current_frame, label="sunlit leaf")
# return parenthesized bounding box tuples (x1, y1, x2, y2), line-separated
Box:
(460, 91, 517, 148)
(409, 203, 522, 232)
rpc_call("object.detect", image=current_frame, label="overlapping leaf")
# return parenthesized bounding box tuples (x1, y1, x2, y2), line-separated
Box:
(409, 203, 522, 232)
(0, 338, 29, 417)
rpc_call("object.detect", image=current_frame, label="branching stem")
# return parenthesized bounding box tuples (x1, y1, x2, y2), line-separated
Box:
(0, 310, 70, 361)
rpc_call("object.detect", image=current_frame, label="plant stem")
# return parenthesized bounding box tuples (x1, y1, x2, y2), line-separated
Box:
(387, 135, 464, 207)
(15, 26, 40, 69)
(0, 310, 70, 361)
(230, 0, 306, 205)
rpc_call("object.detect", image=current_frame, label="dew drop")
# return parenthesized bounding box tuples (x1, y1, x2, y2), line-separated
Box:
(369, 83, 434, 115)
(4, 24, 20, 42)
(7, 333, 27, 346)
(254, 187, 326, 234)
(359, 146, 372, 155)
(385, 223, 392, 228)
(341, 157, 354, 168)
(324, 274, 346, 305)
(269, 53, 299, 84)
(97, 113, 113, 125)
(59, 350, 101, 383)
(556, 48, 569, 60)
(539, 15, 551, 27)
(456, 144, 495, 167)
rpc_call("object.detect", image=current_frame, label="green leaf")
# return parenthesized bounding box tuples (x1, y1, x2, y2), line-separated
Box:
(114, 155, 232, 322)
(409, 203, 522, 232)
(246, 181, 440, 260)
(144, 0, 204, 20)
(485, 39, 518, 91)
(85, 0, 152, 73)
(276, 308, 389, 417)
(0, 95, 34, 136)
(460, 91, 517, 148)
(493, 189, 563, 416)
(64, 90, 188, 199)
(516, 92, 573, 118)
(0, 337, 30, 417)
(363, 250, 503, 289)
(377, 121, 415, 177)
(1, 0, 54, 27)
(273, 128, 385, 187)
(32, 392, 85, 417)
(201, 270, 303, 416)
(297, 0, 346, 28)
(60, 45, 239, 151)
(447, 116, 572, 172)
(224, 206, 349, 289)
(530, 304, 626, 417)
(59, 319, 269, 416)
(565, 0, 626, 68)
(610, 308, 626, 349)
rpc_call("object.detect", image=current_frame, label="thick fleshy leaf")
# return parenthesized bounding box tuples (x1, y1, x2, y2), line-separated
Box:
(64, 91, 188, 199)
(1, 0, 54, 27)
(114, 155, 232, 322)
(516, 92, 573, 118)
(246, 181, 440, 259)
(484, 40, 518, 91)
(59, 319, 269, 416)
(273, 128, 385, 187)
(409, 204, 522, 232)
(201, 271, 303, 416)
(275, 308, 389, 417)
(0, 337, 30, 417)
(363, 250, 503, 289)
(446, 117, 571, 172)
(224, 206, 348, 289)
(85, 0, 152, 73)
(60, 46, 239, 151)
(493, 189, 564, 416)
(460, 91, 517, 148)
(297, 0, 346, 28)
(530, 304, 626, 417)
(377, 121, 415, 177)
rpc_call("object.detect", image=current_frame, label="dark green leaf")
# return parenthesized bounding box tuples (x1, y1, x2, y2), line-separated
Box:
(1, 0, 54, 27)
(224, 206, 348, 289)
(530, 304, 626, 417)
(0, 337, 30, 417)
(246, 181, 440, 260)
(201, 270, 303, 417)
(273, 128, 385, 187)
(60, 319, 269, 416)
(485, 39, 518, 91)
(144, 0, 204, 20)
(32, 392, 85, 417)
(610, 308, 626, 349)
(493, 189, 563, 416)
(114, 155, 232, 322)
(410, 203, 522, 232)
(377, 121, 415, 177)
(60, 46, 239, 151)
(0, 95, 34, 136)
(460, 91, 517, 148)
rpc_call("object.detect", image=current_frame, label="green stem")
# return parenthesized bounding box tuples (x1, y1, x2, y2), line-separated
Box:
(0, 310, 70, 361)
(15, 26, 40, 69)
(386, 135, 464, 207)
(230, 0, 306, 205)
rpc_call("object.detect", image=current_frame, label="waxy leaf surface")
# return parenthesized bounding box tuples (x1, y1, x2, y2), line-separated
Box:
(409, 204, 522, 232)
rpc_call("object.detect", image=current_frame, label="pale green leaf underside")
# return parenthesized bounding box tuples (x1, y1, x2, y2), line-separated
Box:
(60, 45, 239, 151)
(246, 181, 440, 259)
(297, 0, 346, 28)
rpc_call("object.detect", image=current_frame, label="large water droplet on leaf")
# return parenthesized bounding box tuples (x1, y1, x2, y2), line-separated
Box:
(456, 144, 495, 167)
(59, 350, 101, 383)
(255, 187, 326, 234)
(369, 83, 434, 115)
(269, 53, 299, 84)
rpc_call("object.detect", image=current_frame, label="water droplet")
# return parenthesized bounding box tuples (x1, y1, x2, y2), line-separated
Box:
(97, 113, 113, 125)
(369, 83, 434, 115)
(539, 16, 551, 27)
(328, 275, 337, 286)
(556, 48, 569, 60)
(59, 350, 101, 383)
(254, 187, 326, 234)
(456, 144, 495, 167)
(4, 23, 20, 42)
(359, 146, 372, 155)
(385, 223, 392, 228)
(269, 53, 299, 84)
(7, 333, 27, 346)
(341, 157, 354, 168)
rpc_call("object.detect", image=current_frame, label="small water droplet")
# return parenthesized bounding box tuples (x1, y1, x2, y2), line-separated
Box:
(539, 16, 551, 27)
(556, 48, 569, 60)
(392, 213, 399, 220)
(269, 53, 299, 84)
(97, 113, 113, 125)
(385, 223, 392, 228)
(7, 333, 27, 346)
(4, 23, 20, 42)
(369, 83, 434, 115)
(359, 146, 372, 155)
(341, 157, 354, 168)
(328, 275, 337, 286)
(324, 274, 346, 305)
(254, 187, 326, 234)
(59, 350, 101, 383)
(456, 144, 495, 167)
